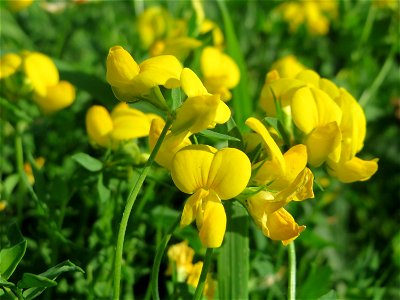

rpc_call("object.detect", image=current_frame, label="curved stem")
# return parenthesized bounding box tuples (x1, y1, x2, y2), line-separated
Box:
(113, 116, 173, 300)
(150, 214, 181, 300)
(193, 248, 214, 300)
(287, 241, 296, 300)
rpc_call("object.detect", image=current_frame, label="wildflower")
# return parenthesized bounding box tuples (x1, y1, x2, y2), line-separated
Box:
(167, 241, 194, 282)
(187, 261, 216, 300)
(106, 46, 182, 102)
(269, 55, 306, 79)
(171, 68, 231, 135)
(245, 117, 314, 244)
(200, 20, 224, 48)
(23, 52, 75, 114)
(277, 0, 337, 36)
(0, 53, 22, 79)
(150, 37, 202, 61)
(200, 47, 240, 102)
(171, 145, 251, 248)
(24, 157, 45, 185)
(86, 103, 159, 149)
(6, 0, 33, 12)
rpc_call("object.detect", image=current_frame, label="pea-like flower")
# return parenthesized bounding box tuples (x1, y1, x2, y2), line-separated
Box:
(171, 145, 251, 248)
(23, 52, 75, 114)
(86, 103, 160, 148)
(245, 117, 314, 244)
(200, 46, 240, 102)
(269, 55, 306, 79)
(106, 45, 182, 102)
(0, 53, 22, 79)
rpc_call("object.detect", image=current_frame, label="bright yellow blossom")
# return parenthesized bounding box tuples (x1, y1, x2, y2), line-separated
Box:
(171, 145, 251, 248)
(270, 55, 306, 79)
(86, 103, 159, 148)
(187, 261, 215, 300)
(23, 52, 75, 114)
(166, 241, 194, 282)
(245, 117, 314, 244)
(106, 45, 182, 102)
(137, 6, 170, 49)
(0, 53, 22, 79)
(200, 47, 240, 102)
(150, 37, 202, 61)
(171, 68, 231, 135)
(200, 19, 224, 48)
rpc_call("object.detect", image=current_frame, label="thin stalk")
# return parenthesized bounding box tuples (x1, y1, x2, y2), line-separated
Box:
(113, 116, 173, 300)
(150, 214, 181, 300)
(287, 242, 296, 300)
(193, 248, 214, 300)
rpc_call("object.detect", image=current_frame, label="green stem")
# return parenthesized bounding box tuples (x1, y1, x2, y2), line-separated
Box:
(193, 248, 214, 300)
(113, 116, 173, 300)
(0, 97, 33, 122)
(150, 214, 181, 300)
(288, 241, 296, 300)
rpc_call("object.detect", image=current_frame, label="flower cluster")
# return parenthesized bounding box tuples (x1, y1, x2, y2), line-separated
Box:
(0, 51, 76, 114)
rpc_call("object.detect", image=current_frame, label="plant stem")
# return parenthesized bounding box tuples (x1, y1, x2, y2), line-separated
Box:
(150, 214, 181, 300)
(113, 117, 173, 300)
(288, 241, 296, 300)
(193, 248, 214, 300)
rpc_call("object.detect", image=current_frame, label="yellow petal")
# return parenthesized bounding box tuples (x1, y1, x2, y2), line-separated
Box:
(34, 81, 75, 114)
(138, 55, 182, 89)
(171, 145, 217, 194)
(181, 189, 209, 227)
(181, 67, 208, 98)
(327, 157, 378, 183)
(151, 37, 202, 60)
(213, 101, 231, 125)
(263, 208, 305, 243)
(270, 55, 306, 79)
(86, 105, 113, 147)
(0, 53, 21, 79)
(245, 117, 285, 169)
(295, 69, 320, 87)
(106, 46, 140, 88)
(24, 52, 59, 97)
(319, 78, 339, 99)
(171, 95, 220, 135)
(207, 148, 251, 200)
(304, 121, 342, 167)
(198, 193, 227, 248)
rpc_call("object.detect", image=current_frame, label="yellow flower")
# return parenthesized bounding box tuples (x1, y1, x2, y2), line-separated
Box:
(23, 52, 75, 113)
(137, 6, 170, 49)
(326, 89, 378, 182)
(24, 157, 45, 185)
(106, 46, 182, 102)
(171, 68, 231, 135)
(270, 55, 306, 79)
(150, 37, 202, 61)
(245, 117, 314, 244)
(0, 53, 22, 79)
(7, 0, 34, 12)
(171, 145, 251, 248)
(187, 261, 215, 300)
(200, 19, 224, 48)
(167, 241, 194, 282)
(200, 47, 240, 102)
(86, 103, 159, 148)
(149, 118, 192, 170)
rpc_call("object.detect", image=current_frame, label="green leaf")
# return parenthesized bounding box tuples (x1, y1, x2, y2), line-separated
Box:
(318, 290, 337, 300)
(17, 273, 57, 289)
(298, 263, 332, 299)
(23, 260, 84, 300)
(218, 202, 249, 299)
(0, 276, 15, 288)
(198, 129, 241, 142)
(0, 224, 27, 280)
(72, 153, 103, 172)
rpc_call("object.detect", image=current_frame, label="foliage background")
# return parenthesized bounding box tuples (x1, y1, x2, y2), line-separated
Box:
(1, 0, 399, 299)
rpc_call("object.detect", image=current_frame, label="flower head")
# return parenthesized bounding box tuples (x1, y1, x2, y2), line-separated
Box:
(171, 145, 251, 248)
(0, 53, 22, 79)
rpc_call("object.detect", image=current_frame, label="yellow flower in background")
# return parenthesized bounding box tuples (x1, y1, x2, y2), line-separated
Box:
(270, 55, 306, 79)
(245, 117, 314, 244)
(149, 118, 192, 169)
(150, 37, 202, 61)
(200, 47, 240, 102)
(86, 103, 159, 148)
(0, 53, 22, 79)
(24, 157, 45, 185)
(200, 19, 225, 49)
(171, 68, 231, 135)
(137, 6, 170, 49)
(167, 241, 194, 282)
(171, 145, 251, 248)
(23, 52, 75, 113)
(187, 261, 215, 300)
(6, 0, 34, 12)
(277, 0, 337, 36)
(106, 46, 182, 102)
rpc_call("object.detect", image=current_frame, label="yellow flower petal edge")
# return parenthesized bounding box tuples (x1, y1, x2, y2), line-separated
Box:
(86, 105, 113, 148)
(106, 46, 140, 88)
(0, 53, 22, 79)
(327, 157, 379, 183)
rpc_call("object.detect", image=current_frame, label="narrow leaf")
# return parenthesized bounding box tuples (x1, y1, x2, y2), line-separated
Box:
(72, 153, 103, 172)
(198, 129, 240, 142)
(17, 273, 57, 289)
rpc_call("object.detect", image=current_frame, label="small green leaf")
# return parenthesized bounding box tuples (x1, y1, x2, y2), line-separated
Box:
(72, 153, 103, 172)
(318, 290, 337, 300)
(23, 260, 84, 299)
(198, 129, 241, 142)
(17, 273, 57, 289)
(0, 276, 15, 288)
